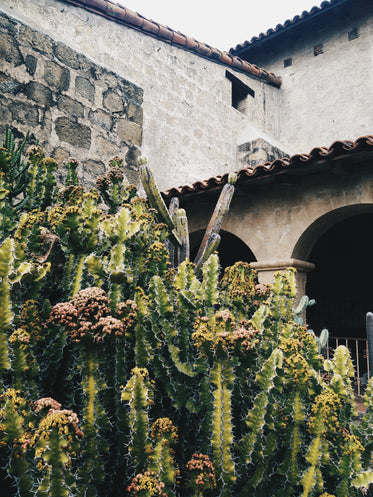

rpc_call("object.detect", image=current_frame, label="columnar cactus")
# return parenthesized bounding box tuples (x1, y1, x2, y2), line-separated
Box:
(139, 161, 237, 269)
(1, 128, 373, 497)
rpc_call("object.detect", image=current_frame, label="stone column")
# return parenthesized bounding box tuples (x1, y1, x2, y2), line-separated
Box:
(251, 258, 315, 303)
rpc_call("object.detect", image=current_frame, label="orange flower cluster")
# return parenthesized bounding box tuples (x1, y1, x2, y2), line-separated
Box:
(192, 311, 260, 354)
(48, 287, 136, 343)
(33, 397, 62, 413)
(185, 453, 216, 490)
(127, 471, 168, 497)
(150, 418, 178, 441)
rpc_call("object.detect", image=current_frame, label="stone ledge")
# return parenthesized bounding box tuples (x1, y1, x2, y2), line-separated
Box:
(251, 258, 315, 273)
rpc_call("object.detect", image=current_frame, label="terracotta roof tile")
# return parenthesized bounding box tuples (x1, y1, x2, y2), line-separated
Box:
(230, 0, 348, 54)
(63, 0, 281, 87)
(163, 135, 373, 198)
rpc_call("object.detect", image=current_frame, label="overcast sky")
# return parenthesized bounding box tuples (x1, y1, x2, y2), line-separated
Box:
(116, 0, 324, 51)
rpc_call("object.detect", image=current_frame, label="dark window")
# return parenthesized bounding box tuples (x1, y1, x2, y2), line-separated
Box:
(226, 71, 254, 110)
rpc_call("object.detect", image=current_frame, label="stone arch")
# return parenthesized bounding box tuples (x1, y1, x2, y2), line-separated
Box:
(189, 229, 257, 269)
(292, 204, 373, 261)
(292, 204, 373, 340)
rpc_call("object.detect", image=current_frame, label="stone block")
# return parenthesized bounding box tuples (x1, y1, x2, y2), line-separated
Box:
(57, 94, 84, 119)
(115, 118, 142, 146)
(123, 165, 140, 187)
(0, 33, 23, 66)
(88, 108, 113, 132)
(10, 101, 40, 128)
(102, 89, 124, 114)
(53, 42, 80, 70)
(0, 13, 17, 34)
(51, 146, 70, 166)
(25, 81, 53, 108)
(39, 109, 52, 135)
(125, 145, 141, 167)
(82, 159, 105, 177)
(94, 134, 117, 157)
(0, 72, 23, 95)
(77, 54, 92, 73)
(18, 25, 54, 57)
(0, 97, 12, 124)
(126, 102, 143, 126)
(120, 80, 143, 106)
(43, 60, 70, 92)
(237, 138, 289, 168)
(75, 76, 95, 103)
(25, 54, 37, 76)
(55, 117, 91, 149)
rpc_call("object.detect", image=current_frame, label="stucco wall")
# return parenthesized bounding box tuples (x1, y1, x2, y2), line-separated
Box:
(1, 0, 283, 191)
(239, 2, 373, 155)
(185, 163, 373, 264)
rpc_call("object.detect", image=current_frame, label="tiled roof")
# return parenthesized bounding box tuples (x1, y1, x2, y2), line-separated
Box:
(230, 0, 348, 55)
(163, 135, 373, 199)
(63, 0, 281, 87)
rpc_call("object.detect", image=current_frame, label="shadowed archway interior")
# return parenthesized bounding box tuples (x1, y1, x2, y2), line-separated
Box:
(189, 229, 256, 271)
(306, 213, 373, 339)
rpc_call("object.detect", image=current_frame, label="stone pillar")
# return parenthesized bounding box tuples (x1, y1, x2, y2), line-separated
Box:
(251, 258, 315, 304)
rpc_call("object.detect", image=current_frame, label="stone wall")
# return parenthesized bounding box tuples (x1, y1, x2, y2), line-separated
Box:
(0, 9, 143, 188)
(1, 0, 286, 192)
(237, 138, 289, 169)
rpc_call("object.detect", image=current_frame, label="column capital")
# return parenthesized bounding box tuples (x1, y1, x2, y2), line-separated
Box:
(251, 258, 315, 304)
(251, 258, 315, 274)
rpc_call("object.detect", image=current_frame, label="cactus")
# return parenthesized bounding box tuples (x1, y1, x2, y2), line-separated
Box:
(96, 156, 137, 214)
(1, 127, 373, 497)
(139, 161, 237, 271)
(122, 368, 153, 473)
(148, 418, 178, 496)
(140, 163, 181, 247)
(194, 175, 236, 268)
(366, 312, 373, 379)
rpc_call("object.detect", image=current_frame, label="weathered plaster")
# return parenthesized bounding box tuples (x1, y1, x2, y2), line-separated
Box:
(185, 163, 373, 269)
(1, 0, 284, 191)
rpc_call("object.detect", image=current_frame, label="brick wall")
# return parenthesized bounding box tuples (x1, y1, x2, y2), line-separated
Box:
(0, 10, 143, 188)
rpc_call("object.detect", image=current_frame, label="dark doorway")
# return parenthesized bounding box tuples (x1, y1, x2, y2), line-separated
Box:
(189, 229, 256, 271)
(306, 213, 373, 339)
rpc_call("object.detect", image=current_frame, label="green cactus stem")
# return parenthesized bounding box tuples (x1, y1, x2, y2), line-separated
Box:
(148, 418, 179, 496)
(0, 238, 13, 372)
(0, 125, 30, 210)
(210, 358, 236, 493)
(239, 348, 283, 465)
(301, 412, 324, 497)
(76, 346, 108, 497)
(31, 402, 82, 497)
(0, 388, 34, 496)
(122, 368, 153, 473)
(200, 254, 220, 318)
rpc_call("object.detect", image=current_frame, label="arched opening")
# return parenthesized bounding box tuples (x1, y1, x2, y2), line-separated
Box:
(293, 206, 373, 393)
(189, 229, 256, 270)
(305, 212, 373, 340)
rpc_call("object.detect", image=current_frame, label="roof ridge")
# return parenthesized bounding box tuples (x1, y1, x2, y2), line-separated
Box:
(229, 0, 348, 54)
(62, 0, 281, 87)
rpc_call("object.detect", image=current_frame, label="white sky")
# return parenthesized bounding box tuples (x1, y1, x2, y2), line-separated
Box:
(116, 0, 325, 51)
